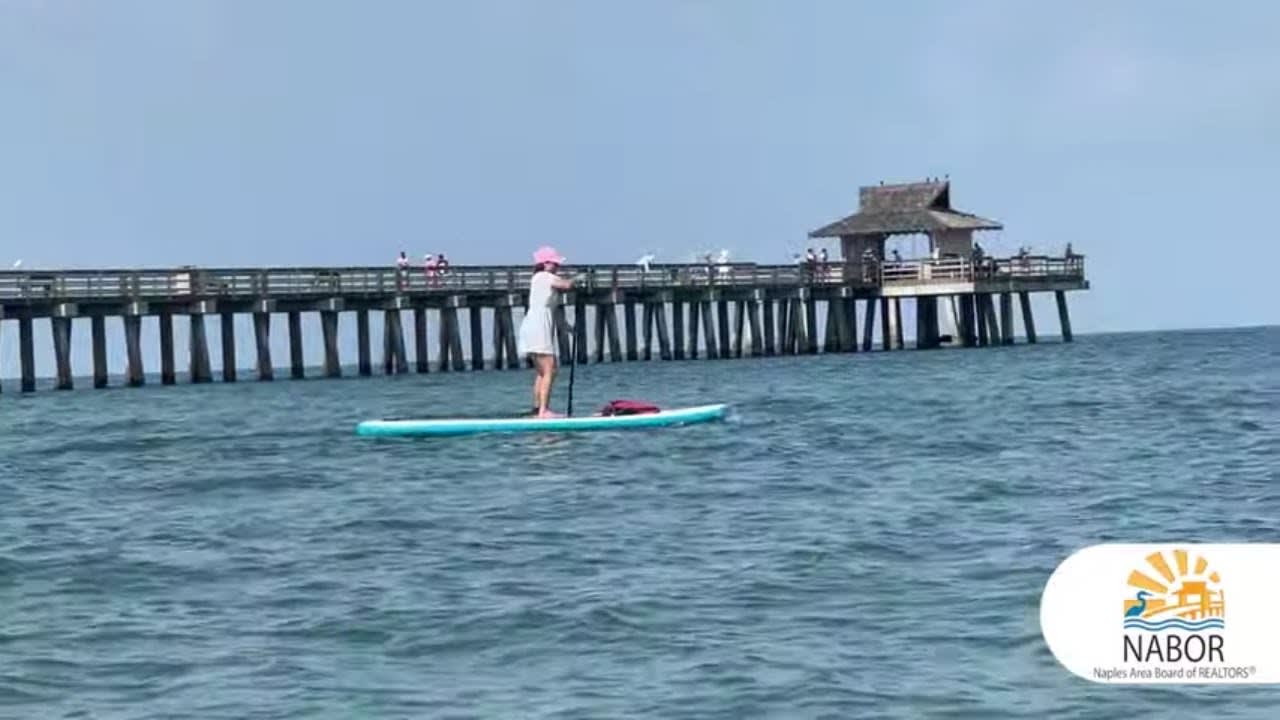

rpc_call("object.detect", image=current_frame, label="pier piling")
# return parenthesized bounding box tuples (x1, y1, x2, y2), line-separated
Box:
(604, 305, 621, 361)
(671, 300, 685, 361)
(774, 300, 786, 354)
(253, 312, 273, 381)
(686, 302, 700, 359)
(572, 301, 588, 365)
(733, 301, 746, 358)
(357, 310, 372, 376)
(470, 306, 485, 371)
(701, 301, 719, 359)
(386, 310, 409, 374)
(593, 305, 607, 363)
(499, 306, 518, 368)
(624, 302, 638, 361)
(491, 307, 506, 369)
(159, 312, 176, 385)
(221, 312, 236, 382)
(288, 311, 304, 379)
(189, 314, 212, 383)
(123, 314, 144, 387)
(862, 299, 876, 352)
(793, 299, 809, 354)
(717, 301, 732, 359)
(553, 305, 572, 365)
(51, 316, 72, 390)
(975, 296, 990, 347)
(762, 299, 776, 356)
(984, 295, 1001, 348)
(921, 298, 933, 349)
(804, 298, 818, 354)
(414, 308, 429, 373)
(879, 298, 892, 351)
(846, 298, 859, 353)
(823, 302, 839, 353)
(438, 306, 465, 371)
(959, 295, 978, 347)
(1019, 292, 1037, 343)
(641, 304, 654, 361)
(91, 315, 108, 388)
(1055, 290, 1074, 342)
(747, 300, 763, 357)
(999, 293, 1014, 345)
(893, 298, 905, 350)
(322, 311, 341, 377)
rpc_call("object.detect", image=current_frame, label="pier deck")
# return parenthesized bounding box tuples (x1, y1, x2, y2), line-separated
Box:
(0, 256, 1086, 392)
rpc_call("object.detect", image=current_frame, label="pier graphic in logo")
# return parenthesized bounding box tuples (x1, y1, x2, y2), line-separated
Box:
(1123, 549, 1225, 633)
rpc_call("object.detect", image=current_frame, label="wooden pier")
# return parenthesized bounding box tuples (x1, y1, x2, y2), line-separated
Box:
(0, 180, 1088, 393)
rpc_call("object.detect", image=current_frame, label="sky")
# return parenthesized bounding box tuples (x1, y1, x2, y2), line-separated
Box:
(1, 0, 1277, 359)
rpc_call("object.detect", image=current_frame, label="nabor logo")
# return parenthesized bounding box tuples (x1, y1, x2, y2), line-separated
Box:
(1121, 549, 1225, 664)
(1041, 544, 1280, 684)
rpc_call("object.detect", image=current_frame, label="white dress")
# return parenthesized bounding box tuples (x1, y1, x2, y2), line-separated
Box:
(518, 271, 558, 356)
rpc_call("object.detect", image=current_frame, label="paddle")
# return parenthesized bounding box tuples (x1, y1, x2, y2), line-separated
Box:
(567, 319, 577, 417)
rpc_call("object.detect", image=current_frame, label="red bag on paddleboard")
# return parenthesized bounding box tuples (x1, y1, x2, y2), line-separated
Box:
(599, 399, 661, 416)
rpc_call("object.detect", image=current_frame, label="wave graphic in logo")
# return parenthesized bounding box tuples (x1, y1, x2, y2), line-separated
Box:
(1124, 617, 1225, 632)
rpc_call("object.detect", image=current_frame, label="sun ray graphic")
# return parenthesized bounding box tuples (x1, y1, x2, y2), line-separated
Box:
(1123, 549, 1226, 625)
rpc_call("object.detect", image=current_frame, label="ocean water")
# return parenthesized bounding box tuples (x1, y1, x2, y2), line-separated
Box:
(1, 326, 1278, 719)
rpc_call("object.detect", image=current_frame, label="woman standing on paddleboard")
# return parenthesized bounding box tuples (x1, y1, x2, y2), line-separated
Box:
(519, 246, 575, 418)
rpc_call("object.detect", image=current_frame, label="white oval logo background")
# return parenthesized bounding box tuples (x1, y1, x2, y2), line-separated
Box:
(1040, 543, 1280, 684)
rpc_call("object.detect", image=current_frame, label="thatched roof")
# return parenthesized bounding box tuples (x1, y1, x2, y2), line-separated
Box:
(809, 180, 1002, 238)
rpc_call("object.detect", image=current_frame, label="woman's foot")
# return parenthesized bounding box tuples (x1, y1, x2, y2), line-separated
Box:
(537, 409, 564, 419)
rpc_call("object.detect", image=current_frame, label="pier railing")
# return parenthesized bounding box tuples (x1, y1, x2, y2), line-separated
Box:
(878, 255, 1085, 285)
(0, 256, 1084, 302)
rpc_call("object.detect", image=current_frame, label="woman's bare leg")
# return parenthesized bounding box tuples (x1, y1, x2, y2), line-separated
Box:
(531, 356, 545, 411)
(535, 355, 559, 416)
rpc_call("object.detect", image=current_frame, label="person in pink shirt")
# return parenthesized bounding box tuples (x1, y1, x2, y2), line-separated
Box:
(423, 254, 440, 287)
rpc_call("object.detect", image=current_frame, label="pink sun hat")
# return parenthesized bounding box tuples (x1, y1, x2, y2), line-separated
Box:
(533, 246, 566, 265)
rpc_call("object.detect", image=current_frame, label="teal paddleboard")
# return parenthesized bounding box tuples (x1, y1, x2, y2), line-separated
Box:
(355, 403, 727, 438)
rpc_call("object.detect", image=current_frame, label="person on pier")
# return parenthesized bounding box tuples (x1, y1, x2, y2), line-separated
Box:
(519, 246, 575, 418)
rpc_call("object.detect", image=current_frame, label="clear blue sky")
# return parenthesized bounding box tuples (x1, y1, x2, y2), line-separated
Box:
(2, 0, 1277, 334)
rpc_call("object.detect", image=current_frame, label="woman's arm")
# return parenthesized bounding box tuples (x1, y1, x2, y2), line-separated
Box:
(550, 274, 574, 290)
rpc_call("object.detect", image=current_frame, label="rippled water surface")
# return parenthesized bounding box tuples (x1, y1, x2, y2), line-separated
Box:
(2, 327, 1278, 718)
